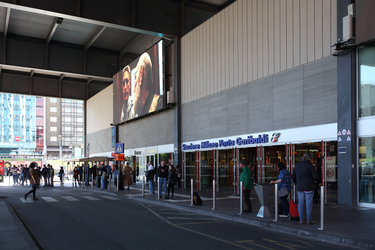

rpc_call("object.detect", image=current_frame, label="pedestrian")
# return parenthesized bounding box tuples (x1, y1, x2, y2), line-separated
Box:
(147, 161, 155, 195)
(59, 167, 64, 185)
(271, 162, 291, 217)
(92, 164, 97, 185)
(24, 162, 40, 201)
(292, 152, 318, 225)
(176, 165, 181, 189)
(49, 164, 54, 187)
(239, 160, 253, 213)
(11, 165, 19, 185)
(167, 165, 176, 199)
(42, 164, 49, 186)
(136, 166, 139, 181)
(157, 160, 168, 198)
(22, 165, 29, 186)
(124, 162, 133, 190)
(73, 166, 80, 187)
(101, 164, 107, 189)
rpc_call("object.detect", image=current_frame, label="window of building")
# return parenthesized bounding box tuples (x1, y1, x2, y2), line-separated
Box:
(50, 107, 57, 112)
(50, 117, 57, 122)
(359, 46, 375, 117)
(77, 127, 83, 132)
(64, 107, 71, 112)
(50, 126, 57, 132)
(50, 98, 57, 103)
(359, 136, 375, 204)
(77, 118, 83, 123)
(64, 127, 72, 132)
(50, 136, 57, 141)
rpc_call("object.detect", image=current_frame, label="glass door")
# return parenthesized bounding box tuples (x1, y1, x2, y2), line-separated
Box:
(185, 152, 195, 189)
(200, 150, 213, 191)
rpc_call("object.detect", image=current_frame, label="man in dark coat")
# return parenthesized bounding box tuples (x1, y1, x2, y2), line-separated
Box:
(292, 152, 318, 225)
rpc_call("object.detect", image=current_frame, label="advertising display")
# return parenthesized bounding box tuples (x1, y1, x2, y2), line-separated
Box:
(113, 40, 164, 125)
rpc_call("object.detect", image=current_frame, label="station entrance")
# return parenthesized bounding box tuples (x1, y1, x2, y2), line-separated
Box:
(181, 141, 338, 203)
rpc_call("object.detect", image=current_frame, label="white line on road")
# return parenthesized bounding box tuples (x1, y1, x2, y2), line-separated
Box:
(62, 196, 79, 201)
(100, 196, 120, 200)
(81, 196, 100, 201)
(20, 198, 34, 203)
(41, 197, 58, 202)
(167, 217, 220, 220)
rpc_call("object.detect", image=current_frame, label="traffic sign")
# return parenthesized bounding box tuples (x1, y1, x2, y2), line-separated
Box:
(115, 143, 124, 154)
(115, 154, 124, 161)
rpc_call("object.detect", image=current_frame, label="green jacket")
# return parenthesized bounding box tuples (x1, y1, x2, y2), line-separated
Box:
(240, 166, 253, 190)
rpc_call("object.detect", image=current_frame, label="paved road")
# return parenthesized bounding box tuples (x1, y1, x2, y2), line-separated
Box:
(3, 186, 355, 250)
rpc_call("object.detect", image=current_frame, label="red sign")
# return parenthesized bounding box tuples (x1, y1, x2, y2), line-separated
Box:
(0, 160, 4, 182)
(15, 136, 20, 141)
(115, 154, 124, 161)
(111, 152, 115, 157)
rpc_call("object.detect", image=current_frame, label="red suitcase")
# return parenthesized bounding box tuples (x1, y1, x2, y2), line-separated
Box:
(289, 200, 300, 220)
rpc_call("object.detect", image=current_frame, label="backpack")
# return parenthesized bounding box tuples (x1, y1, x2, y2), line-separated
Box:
(193, 191, 203, 205)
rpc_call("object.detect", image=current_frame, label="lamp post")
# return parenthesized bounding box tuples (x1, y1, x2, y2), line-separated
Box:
(59, 135, 62, 160)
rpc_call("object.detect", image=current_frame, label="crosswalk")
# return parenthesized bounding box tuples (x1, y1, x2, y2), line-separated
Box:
(20, 195, 120, 203)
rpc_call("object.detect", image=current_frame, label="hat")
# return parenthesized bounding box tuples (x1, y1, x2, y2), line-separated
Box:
(240, 160, 247, 166)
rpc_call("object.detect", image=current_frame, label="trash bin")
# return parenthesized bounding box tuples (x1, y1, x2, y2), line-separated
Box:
(253, 183, 274, 218)
(96, 176, 101, 188)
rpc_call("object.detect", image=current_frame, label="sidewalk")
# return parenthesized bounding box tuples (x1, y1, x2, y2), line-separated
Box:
(107, 181, 375, 250)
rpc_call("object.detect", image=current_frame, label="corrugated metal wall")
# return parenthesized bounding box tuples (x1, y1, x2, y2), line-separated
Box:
(181, 0, 337, 104)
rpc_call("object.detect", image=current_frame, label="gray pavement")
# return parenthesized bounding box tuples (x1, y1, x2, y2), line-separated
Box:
(1, 179, 375, 249)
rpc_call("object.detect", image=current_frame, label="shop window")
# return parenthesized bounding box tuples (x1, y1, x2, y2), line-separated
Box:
(359, 137, 375, 204)
(359, 46, 375, 117)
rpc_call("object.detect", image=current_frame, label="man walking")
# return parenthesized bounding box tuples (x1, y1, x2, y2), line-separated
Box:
(157, 160, 168, 198)
(239, 160, 253, 213)
(292, 152, 318, 225)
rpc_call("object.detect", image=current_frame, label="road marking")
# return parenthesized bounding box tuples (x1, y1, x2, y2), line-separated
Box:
(20, 198, 34, 203)
(100, 196, 120, 200)
(236, 240, 275, 250)
(175, 221, 223, 226)
(167, 217, 220, 221)
(81, 196, 100, 201)
(41, 197, 58, 202)
(62, 196, 79, 201)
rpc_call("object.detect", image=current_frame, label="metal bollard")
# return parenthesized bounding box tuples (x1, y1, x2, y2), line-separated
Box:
(212, 180, 216, 210)
(157, 177, 160, 200)
(190, 179, 194, 206)
(117, 173, 120, 192)
(318, 185, 325, 230)
(81, 173, 84, 188)
(142, 175, 145, 197)
(273, 183, 279, 222)
(91, 174, 94, 189)
(238, 181, 243, 215)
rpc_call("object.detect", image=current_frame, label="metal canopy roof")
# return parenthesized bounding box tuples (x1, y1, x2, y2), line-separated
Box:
(0, 0, 235, 100)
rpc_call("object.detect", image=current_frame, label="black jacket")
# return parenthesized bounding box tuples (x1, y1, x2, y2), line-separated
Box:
(292, 160, 318, 192)
(157, 165, 168, 178)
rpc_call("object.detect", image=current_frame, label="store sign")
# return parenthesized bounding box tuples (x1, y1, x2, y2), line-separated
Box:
(182, 134, 272, 151)
(15, 136, 20, 141)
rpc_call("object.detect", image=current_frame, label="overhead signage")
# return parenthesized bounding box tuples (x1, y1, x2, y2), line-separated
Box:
(115, 143, 124, 154)
(111, 152, 115, 157)
(15, 136, 20, 141)
(182, 133, 274, 151)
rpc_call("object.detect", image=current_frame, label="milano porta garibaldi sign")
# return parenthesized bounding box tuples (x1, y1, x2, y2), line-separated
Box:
(182, 133, 281, 151)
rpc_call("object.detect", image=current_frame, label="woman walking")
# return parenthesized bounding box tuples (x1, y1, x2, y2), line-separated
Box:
(24, 163, 40, 201)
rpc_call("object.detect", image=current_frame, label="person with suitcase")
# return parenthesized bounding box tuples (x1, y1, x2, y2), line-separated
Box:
(271, 162, 291, 217)
(292, 152, 318, 225)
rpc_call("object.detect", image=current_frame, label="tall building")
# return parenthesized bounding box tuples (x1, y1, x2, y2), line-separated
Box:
(45, 98, 84, 160)
(0, 93, 36, 157)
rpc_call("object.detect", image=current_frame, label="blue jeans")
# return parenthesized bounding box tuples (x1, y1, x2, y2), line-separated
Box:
(159, 177, 167, 197)
(297, 191, 314, 221)
(280, 195, 289, 215)
(149, 180, 154, 194)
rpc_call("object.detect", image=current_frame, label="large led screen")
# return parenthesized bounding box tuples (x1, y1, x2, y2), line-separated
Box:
(113, 40, 164, 125)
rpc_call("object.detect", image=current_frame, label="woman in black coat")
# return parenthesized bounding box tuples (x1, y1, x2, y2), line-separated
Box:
(167, 165, 176, 199)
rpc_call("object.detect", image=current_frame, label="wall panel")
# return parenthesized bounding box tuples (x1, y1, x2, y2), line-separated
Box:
(180, 0, 337, 104)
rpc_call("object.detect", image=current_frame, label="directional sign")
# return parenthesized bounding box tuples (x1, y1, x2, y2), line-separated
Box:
(115, 143, 124, 154)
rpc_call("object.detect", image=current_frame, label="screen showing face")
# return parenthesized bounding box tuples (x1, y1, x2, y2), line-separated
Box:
(113, 40, 164, 125)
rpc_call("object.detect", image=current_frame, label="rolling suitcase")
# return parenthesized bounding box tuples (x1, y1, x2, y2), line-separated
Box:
(289, 184, 300, 220)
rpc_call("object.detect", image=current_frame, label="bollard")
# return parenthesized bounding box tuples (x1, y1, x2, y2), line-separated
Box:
(238, 181, 243, 215)
(318, 185, 325, 230)
(91, 174, 94, 189)
(117, 173, 120, 192)
(142, 175, 145, 197)
(81, 173, 84, 188)
(273, 183, 279, 222)
(190, 179, 194, 206)
(212, 180, 216, 210)
(157, 177, 160, 200)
